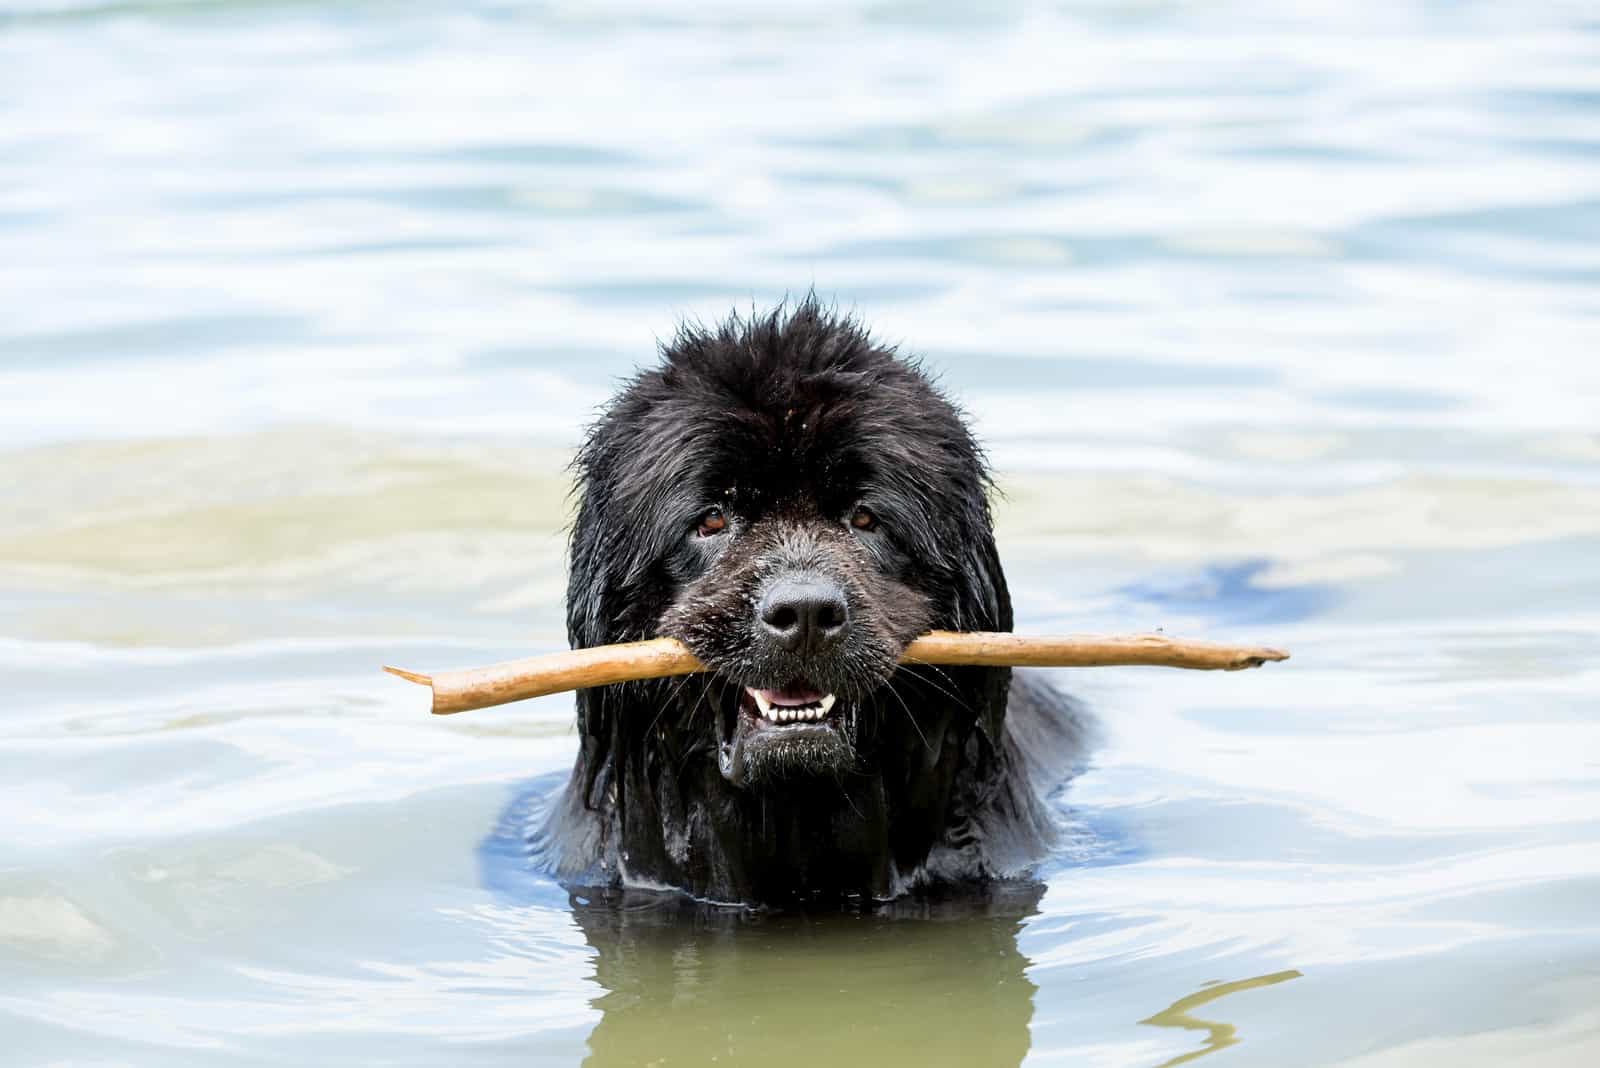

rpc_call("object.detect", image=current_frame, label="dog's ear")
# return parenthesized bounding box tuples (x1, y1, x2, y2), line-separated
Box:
(956, 506, 1011, 631)
(566, 486, 610, 652)
(567, 485, 618, 807)
(955, 496, 1013, 750)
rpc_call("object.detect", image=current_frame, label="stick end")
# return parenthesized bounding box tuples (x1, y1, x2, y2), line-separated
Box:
(383, 665, 433, 686)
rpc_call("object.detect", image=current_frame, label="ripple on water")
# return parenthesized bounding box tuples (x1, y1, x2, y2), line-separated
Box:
(1, 1, 1599, 1064)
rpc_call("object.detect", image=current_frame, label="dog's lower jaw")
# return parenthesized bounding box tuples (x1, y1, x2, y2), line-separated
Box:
(716, 689, 859, 787)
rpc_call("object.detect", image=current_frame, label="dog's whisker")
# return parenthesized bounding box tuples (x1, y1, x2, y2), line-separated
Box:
(883, 683, 932, 755)
(901, 664, 978, 720)
(835, 776, 865, 822)
(646, 671, 693, 741)
(673, 678, 722, 774)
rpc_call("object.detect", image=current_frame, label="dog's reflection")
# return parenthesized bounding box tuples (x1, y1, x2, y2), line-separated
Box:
(570, 883, 1044, 1068)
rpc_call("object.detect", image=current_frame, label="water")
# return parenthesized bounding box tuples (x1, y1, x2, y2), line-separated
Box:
(3, 1, 1599, 1064)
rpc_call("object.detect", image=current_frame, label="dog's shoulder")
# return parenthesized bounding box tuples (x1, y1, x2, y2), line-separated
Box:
(910, 672, 1096, 891)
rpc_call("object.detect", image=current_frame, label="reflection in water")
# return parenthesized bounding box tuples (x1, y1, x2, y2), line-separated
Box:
(569, 884, 1044, 1068)
(1140, 970, 1302, 1067)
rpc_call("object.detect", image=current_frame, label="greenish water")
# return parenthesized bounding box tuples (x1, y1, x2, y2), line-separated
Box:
(3, 2, 1599, 1065)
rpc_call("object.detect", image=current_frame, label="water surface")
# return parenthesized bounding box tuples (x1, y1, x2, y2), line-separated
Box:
(3, 1, 1599, 1065)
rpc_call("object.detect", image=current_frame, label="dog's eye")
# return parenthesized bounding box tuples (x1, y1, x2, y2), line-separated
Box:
(697, 508, 728, 537)
(849, 506, 878, 532)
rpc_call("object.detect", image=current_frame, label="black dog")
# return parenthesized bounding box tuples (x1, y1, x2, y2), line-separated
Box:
(534, 299, 1090, 904)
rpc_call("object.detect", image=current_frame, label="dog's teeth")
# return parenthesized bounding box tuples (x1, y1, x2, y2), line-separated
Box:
(748, 690, 840, 725)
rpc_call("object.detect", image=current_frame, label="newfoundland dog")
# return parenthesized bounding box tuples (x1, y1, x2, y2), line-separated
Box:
(533, 299, 1091, 905)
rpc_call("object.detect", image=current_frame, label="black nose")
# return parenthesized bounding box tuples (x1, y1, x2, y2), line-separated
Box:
(758, 575, 850, 655)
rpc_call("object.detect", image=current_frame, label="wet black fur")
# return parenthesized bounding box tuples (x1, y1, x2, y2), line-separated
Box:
(533, 299, 1090, 904)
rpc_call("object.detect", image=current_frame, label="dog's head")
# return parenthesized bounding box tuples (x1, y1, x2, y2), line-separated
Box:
(567, 300, 1011, 794)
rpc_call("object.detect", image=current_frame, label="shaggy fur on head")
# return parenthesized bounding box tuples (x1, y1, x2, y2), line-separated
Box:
(533, 298, 1090, 905)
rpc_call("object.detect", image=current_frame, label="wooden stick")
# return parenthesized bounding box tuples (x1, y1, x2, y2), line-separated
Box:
(384, 632, 1289, 716)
